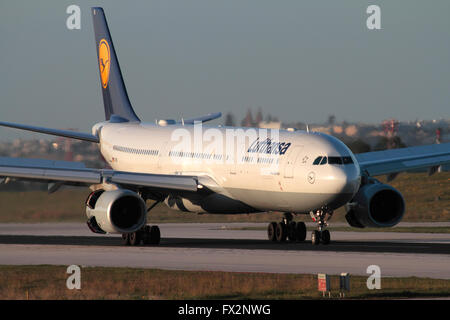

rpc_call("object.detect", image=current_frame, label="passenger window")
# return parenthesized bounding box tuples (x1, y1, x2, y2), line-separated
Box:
(313, 156, 322, 165)
(320, 157, 327, 165)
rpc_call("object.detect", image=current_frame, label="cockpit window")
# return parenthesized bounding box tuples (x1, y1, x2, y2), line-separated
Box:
(313, 155, 354, 165)
(342, 156, 354, 164)
(313, 156, 322, 165)
(328, 157, 343, 165)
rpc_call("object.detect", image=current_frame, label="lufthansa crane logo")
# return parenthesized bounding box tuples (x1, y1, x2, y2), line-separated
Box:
(98, 39, 110, 89)
(307, 171, 316, 184)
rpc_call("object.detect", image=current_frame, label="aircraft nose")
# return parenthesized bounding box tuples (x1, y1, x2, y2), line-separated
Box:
(323, 166, 360, 209)
(333, 166, 360, 196)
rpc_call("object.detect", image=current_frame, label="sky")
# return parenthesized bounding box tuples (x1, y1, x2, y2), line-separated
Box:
(0, 0, 449, 140)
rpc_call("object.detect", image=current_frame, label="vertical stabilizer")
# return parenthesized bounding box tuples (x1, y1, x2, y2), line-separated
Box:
(92, 7, 140, 122)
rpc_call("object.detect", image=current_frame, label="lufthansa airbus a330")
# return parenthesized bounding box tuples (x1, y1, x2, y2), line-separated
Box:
(0, 8, 449, 246)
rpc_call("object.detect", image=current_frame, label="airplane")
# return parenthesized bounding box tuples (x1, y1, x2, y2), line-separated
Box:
(0, 7, 449, 246)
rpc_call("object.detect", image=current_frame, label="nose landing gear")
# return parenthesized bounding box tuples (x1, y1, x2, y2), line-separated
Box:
(310, 208, 333, 245)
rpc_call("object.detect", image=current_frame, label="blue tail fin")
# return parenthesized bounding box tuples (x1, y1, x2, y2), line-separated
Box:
(91, 7, 140, 122)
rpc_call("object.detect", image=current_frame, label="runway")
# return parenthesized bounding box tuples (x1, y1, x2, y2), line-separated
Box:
(0, 223, 449, 279)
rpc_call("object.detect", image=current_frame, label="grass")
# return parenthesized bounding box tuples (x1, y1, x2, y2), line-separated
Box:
(0, 172, 448, 223)
(0, 265, 449, 300)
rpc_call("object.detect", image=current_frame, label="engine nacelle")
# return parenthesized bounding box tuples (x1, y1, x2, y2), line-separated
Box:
(345, 179, 405, 228)
(85, 189, 146, 234)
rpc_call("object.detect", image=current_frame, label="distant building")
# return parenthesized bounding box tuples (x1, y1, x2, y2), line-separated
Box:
(332, 126, 343, 134)
(311, 126, 331, 135)
(344, 125, 358, 137)
(258, 121, 281, 129)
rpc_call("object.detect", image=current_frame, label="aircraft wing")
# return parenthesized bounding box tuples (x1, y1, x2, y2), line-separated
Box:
(0, 157, 198, 192)
(355, 143, 450, 176)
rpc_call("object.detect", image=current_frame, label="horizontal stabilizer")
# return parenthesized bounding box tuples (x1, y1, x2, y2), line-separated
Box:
(178, 112, 222, 125)
(0, 121, 99, 143)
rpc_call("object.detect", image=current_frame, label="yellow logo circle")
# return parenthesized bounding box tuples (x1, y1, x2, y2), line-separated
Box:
(98, 39, 110, 89)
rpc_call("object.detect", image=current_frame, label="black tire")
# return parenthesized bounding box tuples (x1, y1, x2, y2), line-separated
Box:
(276, 222, 287, 242)
(321, 229, 331, 245)
(129, 231, 141, 246)
(121, 233, 130, 246)
(149, 225, 161, 245)
(296, 222, 307, 242)
(267, 222, 277, 242)
(142, 225, 151, 245)
(311, 230, 320, 245)
(287, 221, 297, 242)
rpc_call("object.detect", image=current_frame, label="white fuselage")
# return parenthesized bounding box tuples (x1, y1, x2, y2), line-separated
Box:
(94, 121, 361, 213)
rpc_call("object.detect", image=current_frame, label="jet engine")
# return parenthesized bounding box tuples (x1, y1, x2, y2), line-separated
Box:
(345, 178, 405, 228)
(85, 189, 146, 234)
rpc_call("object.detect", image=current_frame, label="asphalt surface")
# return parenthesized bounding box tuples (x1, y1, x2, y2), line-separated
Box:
(0, 223, 449, 278)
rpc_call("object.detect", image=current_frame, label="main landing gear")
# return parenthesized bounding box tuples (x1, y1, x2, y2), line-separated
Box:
(122, 198, 162, 246)
(122, 225, 161, 246)
(310, 208, 333, 245)
(267, 209, 333, 245)
(267, 213, 307, 243)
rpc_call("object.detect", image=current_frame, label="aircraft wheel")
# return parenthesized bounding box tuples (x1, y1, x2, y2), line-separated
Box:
(276, 222, 287, 242)
(149, 225, 161, 245)
(311, 230, 321, 245)
(267, 222, 277, 242)
(121, 233, 130, 246)
(287, 221, 297, 242)
(296, 222, 307, 242)
(142, 225, 161, 245)
(142, 226, 151, 244)
(129, 231, 142, 246)
(321, 229, 331, 245)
